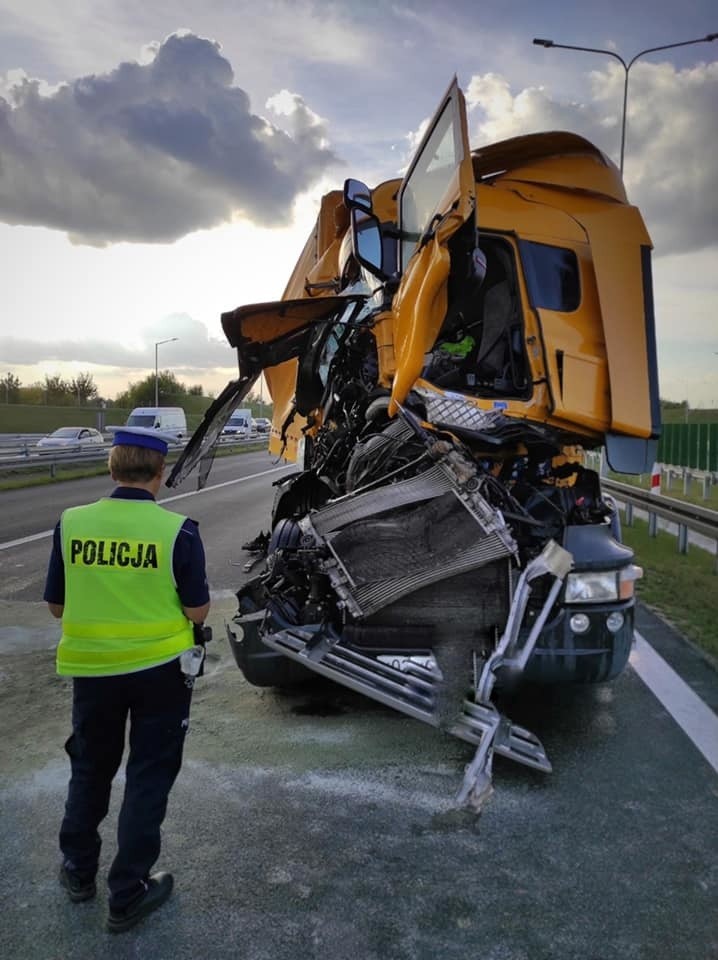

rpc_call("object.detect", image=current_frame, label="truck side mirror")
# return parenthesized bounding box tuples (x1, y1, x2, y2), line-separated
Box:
(344, 177, 391, 281)
(352, 208, 385, 278)
(343, 178, 372, 213)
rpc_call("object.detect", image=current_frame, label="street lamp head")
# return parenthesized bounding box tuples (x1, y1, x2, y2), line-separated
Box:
(530, 31, 718, 175)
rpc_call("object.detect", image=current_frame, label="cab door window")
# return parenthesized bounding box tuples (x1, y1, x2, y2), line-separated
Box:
(398, 79, 474, 274)
(519, 241, 580, 312)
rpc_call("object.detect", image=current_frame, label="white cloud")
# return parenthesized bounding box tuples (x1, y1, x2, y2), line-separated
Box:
(0, 173, 333, 396)
(0, 32, 339, 245)
(609, 61, 718, 256)
(463, 60, 718, 258)
(0, 313, 227, 367)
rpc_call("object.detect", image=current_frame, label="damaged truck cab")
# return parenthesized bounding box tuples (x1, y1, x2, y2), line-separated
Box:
(168, 80, 660, 807)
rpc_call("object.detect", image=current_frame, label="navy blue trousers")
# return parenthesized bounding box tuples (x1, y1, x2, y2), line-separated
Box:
(59, 657, 192, 909)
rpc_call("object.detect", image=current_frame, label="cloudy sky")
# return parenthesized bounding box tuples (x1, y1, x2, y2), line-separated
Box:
(0, 0, 716, 406)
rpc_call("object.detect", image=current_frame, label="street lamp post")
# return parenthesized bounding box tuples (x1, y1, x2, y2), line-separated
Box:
(154, 338, 179, 406)
(533, 33, 717, 173)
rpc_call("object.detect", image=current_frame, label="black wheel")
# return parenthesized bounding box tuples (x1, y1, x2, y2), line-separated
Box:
(228, 594, 314, 688)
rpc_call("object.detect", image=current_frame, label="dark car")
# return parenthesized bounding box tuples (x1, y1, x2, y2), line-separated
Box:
(253, 417, 271, 434)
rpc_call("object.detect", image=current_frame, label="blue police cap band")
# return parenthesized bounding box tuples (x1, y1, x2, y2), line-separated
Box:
(109, 428, 169, 455)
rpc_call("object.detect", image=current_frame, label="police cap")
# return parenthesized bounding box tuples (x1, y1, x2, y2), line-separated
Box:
(106, 425, 177, 456)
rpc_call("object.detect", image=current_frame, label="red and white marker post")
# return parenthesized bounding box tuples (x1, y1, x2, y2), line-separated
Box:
(650, 462, 661, 495)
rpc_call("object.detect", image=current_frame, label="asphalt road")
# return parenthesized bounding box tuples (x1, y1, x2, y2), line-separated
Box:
(1, 451, 717, 960)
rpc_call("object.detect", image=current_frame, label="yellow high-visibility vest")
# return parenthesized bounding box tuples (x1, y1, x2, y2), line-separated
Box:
(57, 498, 193, 676)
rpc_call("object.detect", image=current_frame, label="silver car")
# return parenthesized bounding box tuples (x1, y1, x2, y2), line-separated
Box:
(36, 427, 105, 449)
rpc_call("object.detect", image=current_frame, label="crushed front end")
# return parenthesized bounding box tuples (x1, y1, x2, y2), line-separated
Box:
(225, 374, 636, 809)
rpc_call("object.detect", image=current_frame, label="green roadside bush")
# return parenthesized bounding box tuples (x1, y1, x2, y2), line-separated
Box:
(622, 518, 718, 661)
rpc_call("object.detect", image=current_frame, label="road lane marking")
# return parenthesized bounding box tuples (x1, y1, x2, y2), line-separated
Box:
(631, 631, 718, 774)
(0, 464, 293, 551)
(0, 531, 54, 550)
(157, 464, 292, 505)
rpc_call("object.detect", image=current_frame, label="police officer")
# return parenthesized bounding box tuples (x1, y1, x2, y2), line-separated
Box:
(44, 426, 210, 934)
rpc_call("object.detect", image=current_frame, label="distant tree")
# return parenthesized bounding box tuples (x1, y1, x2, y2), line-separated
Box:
(70, 372, 99, 406)
(19, 383, 45, 404)
(247, 389, 273, 417)
(115, 371, 189, 408)
(113, 384, 133, 408)
(188, 384, 204, 396)
(44, 373, 73, 404)
(1, 372, 21, 403)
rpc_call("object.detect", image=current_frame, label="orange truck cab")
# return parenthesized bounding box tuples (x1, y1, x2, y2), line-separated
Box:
(168, 80, 659, 808)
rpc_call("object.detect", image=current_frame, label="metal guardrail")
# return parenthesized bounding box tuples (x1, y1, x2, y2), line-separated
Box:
(3, 439, 715, 570)
(602, 478, 718, 572)
(0, 435, 268, 478)
(0, 442, 113, 477)
(0, 434, 47, 447)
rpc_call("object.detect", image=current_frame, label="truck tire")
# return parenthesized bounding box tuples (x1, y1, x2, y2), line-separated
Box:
(228, 596, 314, 688)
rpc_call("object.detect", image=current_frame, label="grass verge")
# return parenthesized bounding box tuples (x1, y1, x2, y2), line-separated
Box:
(0, 463, 109, 490)
(621, 517, 718, 661)
(609, 470, 718, 511)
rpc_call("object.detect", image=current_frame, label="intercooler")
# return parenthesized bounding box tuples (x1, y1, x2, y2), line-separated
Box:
(300, 460, 516, 620)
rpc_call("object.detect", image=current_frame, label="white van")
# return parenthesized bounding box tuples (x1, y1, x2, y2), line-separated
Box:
(126, 406, 187, 439)
(222, 408, 252, 438)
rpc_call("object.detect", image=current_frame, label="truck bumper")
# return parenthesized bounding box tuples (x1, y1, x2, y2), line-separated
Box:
(523, 600, 635, 684)
(226, 619, 313, 687)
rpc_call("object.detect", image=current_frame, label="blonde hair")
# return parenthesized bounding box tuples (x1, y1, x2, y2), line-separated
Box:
(108, 445, 165, 483)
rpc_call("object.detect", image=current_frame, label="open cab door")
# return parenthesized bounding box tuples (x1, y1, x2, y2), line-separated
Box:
(389, 77, 476, 414)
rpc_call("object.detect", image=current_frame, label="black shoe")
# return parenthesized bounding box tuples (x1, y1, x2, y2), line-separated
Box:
(59, 864, 97, 903)
(106, 872, 174, 934)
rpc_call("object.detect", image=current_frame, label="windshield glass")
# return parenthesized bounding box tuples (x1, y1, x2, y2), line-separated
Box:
(126, 415, 155, 427)
(166, 377, 258, 489)
(341, 277, 383, 315)
(399, 92, 464, 272)
(51, 428, 79, 438)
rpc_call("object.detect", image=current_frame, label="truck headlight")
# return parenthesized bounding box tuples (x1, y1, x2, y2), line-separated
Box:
(565, 565, 642, 604)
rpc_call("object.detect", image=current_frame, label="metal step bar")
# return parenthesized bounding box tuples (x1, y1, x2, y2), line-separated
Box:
(260, 625, 552, 771)
(244, 540, 572, 810)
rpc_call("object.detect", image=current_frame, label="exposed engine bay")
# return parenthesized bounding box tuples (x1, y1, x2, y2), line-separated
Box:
(217, 317, 627, 810)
